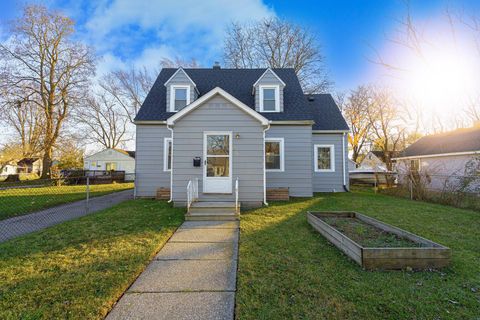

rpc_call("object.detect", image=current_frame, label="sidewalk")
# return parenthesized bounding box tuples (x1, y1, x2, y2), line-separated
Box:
(106, 220, 239, 320)
(0, 189, 133, 242)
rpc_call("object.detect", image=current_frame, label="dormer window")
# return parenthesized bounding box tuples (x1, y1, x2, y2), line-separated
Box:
(170, 85, 191, 112)
(259, 85, 280, 112)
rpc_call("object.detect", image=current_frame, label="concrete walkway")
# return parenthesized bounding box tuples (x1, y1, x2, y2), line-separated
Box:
(0, 189, 133, 242)
(106, 220, 239, 320)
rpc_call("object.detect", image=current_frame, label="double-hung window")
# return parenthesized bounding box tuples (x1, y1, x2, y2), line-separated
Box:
(314, 144, 335, 172)
(265, 138, 284, 171)
(259, 85, 280, 112)
(164, 138, 173, 171)
(170, 85, 190, 112)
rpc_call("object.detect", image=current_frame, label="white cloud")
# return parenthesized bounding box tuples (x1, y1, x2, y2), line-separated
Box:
(79, 0, 274, 74)
(86, 0, 273, 40)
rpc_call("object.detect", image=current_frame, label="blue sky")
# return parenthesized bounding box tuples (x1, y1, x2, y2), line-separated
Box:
(1, 0, 479, 91)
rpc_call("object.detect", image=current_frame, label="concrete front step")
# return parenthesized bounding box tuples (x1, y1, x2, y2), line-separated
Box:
(185, 214, 240, 221)
(188, 201, 239, 219)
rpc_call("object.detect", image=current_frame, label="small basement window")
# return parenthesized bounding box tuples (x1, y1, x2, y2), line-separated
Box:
(314, 144, 335, 172)
(170, 85, 190, 112)
(259, 85, 280, 112)
(265, 138, 284, 171)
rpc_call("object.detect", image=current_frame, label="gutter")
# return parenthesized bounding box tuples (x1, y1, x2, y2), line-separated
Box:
(263, 122, 271, 206)
(167, 124, 174, 203)
(393, 150, 480, 161)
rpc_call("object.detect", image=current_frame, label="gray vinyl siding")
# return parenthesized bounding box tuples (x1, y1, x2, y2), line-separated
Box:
(254, 70, 285, 112)
(135, 124, 171, 197)
(266, 125, 313, 197)
(312, 133, 349, 192)
(172, 95, 264, 204)
(165, 69, 196, 112)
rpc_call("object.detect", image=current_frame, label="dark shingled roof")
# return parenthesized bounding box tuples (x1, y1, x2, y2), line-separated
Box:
(307, 94, 349, 130)
(401, 127, 480, 157)
(135, 68, 349, 130)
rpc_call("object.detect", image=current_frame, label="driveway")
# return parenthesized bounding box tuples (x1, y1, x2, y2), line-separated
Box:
(0, 189, 133, 242)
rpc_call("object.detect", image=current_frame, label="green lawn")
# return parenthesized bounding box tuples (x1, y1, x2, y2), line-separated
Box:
(236, 189, 480, 319)
(0, 182, 134, 221)
(0, 200, 184, 319)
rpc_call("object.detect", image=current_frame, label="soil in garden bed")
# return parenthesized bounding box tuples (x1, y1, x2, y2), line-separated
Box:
(320, 217, 422, 248)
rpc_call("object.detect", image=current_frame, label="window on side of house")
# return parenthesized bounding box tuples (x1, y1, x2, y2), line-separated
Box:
(164, 138, 173, 171)
(105, 162, 117, 171)
(265, 138, 284, 171)
(410, 159, 421, 172)
(260, 85, 280, 112)
(91, 161, 96, 169)
(314, 145, 335, 172)
(170, 85, 190, 112)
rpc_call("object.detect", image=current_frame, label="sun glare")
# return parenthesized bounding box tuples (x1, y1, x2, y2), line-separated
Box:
(406, 47, 479, 109)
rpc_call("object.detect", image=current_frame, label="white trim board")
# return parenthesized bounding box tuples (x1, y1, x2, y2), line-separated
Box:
(314, 144, 335, 172)
(252, 68, 286, 87)
(169, 85, 191, 112)
(259, 85, 281, 112)
(203, 131, 233, 194)
(265, 137, 285, 172)
(166, 87, 270, 126)
(163, 138, 172, 172)
(393, 150, 480, 160)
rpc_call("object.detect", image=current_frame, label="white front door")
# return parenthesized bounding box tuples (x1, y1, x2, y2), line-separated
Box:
(203, 132, 232, 193)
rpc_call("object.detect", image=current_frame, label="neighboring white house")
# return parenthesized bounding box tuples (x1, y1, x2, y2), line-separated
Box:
(1, 164, 17, 175)
(84, 149, 135, 175)
(394, 126, 480, 191)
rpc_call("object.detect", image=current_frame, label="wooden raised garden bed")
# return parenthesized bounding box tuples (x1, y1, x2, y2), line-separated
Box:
(307, 211, 451, 270)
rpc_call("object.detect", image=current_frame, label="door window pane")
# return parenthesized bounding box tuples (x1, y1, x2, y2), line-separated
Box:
(317, 147, 331, 170)
(207, 135, 229, 155)
(265, 141, 281, 170)
(206, 157, 229, 177)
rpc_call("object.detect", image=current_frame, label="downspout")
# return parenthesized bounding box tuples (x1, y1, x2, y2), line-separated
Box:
(342, 132, 349, 192)
(263, 122, 271, 205)
(167, 124, 174, 203)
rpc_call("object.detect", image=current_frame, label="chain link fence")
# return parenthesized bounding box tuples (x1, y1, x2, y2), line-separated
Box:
(379, 173, 480, 211)
(0, 172, 135, 242)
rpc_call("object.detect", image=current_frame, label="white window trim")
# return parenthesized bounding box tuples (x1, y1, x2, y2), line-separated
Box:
(314, 144, 335, 172)
(265, 137, 285, 172)
(169, 85, 191, 112)
(259, 85, 280, 112)
(164, 138, 172, 172)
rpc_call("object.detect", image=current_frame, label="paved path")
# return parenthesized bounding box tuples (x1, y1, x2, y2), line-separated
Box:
(106, 220, 239, 320)
(0, 189, 133, 242)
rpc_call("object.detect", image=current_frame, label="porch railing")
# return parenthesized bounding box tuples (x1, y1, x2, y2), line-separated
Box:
(235, 177, 239, 214)
(186, 178, 199, 213)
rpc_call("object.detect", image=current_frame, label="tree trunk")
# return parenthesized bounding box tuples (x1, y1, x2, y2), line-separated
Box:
(41, 146, 52, 179)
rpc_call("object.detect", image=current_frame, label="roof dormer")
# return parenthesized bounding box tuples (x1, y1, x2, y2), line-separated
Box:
(164, 68, 198, 112)
(253, 68, 286, 113)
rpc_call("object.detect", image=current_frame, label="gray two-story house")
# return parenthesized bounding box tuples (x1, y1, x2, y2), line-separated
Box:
(134, 66, 349, 209)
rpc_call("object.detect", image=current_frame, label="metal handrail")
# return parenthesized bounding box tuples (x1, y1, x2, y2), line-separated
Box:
(187, 178, 199, 213)
(235, 177, 239, 214)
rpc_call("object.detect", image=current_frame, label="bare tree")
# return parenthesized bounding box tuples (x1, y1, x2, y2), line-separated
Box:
(160, 57, 199, 68)
(224, 18, 331, 93)
(0, 5, 95, 178)
(100, 67, 153, 124)
(343, 86, 374, 163)
(367, 87, 405, 171)
(0, 89, 44, 156)
(77, 92, 129, 149)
